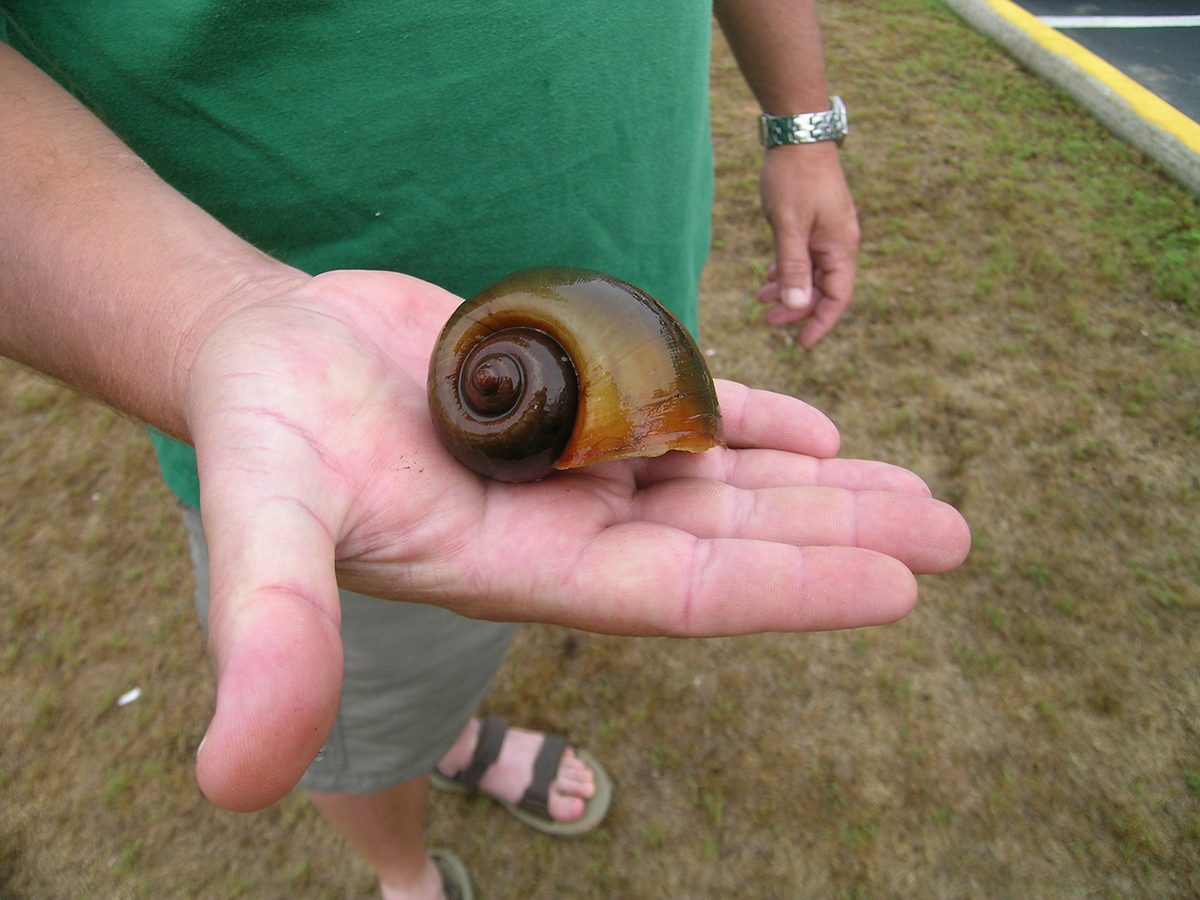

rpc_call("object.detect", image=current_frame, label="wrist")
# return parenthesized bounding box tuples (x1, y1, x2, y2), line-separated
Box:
(169, 257, 310, 442)
(761, 140, 846, 187)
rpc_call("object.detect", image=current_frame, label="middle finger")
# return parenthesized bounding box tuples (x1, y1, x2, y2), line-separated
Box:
(631, 479, 967, 574)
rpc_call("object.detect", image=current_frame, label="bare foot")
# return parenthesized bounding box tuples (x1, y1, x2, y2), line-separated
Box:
(437, 718, 597, 823)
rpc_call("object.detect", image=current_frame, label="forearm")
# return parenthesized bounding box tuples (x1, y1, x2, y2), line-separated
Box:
(714, 0, 831, 114)
(0, 45, 305, 440)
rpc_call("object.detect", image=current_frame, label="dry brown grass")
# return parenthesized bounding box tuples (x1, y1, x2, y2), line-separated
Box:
(3, 2, 1199, 897)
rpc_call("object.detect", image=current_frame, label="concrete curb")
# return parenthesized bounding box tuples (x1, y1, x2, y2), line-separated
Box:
(943, 0, 1200, 194)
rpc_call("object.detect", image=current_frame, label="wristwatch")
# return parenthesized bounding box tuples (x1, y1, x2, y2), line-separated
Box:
(758, 97, 848, 148)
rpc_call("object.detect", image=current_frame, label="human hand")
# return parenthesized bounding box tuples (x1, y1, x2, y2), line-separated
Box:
(182, 269, 968, 810)
(757, 142, 860, 346)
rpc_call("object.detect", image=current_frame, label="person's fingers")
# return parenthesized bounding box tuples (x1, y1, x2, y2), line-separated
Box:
(763, 302, 813, 327)
(451, 469, 968, 635)
(757, 283, 780, 304)
(756, 261, 850, 332)
(755, 270, 782, 305)
(671, 542, 918, 635)
(713, 380, 840, 457)
(469, 523, 921, 636)
(640, 448, 933, 497)
(758, 272, 847, 330)
(196, 565, 343, 811)
(630, 481, 969, 574)
(191, 407, 348, 811)
(772, 222, 816, 316)
(798, 264, 855, 348)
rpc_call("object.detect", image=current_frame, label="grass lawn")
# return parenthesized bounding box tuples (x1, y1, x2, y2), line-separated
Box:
(2, 2, 1198, 896)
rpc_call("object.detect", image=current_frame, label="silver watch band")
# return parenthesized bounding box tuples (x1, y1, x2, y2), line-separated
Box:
(759, 96, 848, 148)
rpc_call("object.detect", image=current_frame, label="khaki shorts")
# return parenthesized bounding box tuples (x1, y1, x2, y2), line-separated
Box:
(182, 505, 516, 794)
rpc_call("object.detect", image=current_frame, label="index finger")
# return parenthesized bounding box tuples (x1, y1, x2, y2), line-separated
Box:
(714, 380, 840, 457)
(799, 262, 855, 348)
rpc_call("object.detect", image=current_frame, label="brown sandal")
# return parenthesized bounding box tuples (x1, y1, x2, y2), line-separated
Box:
(431, 714, 613, 836)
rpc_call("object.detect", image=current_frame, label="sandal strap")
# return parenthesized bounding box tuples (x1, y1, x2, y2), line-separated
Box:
(456, 714, 508, 791)
(517, 733, 570, 819)
(432, 854, 463, 900)
(430, 849, 471, 900)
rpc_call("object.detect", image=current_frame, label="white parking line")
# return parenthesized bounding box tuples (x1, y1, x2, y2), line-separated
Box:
(1039, 15, 1200, 28)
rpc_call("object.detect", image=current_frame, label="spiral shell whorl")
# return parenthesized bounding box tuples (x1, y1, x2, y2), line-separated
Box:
(440, 327, 578, 482)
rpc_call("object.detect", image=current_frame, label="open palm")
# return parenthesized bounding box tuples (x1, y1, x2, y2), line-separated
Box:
(182, 269, 970, 810)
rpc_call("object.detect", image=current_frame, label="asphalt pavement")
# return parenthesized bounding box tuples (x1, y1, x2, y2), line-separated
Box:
(944, 0, 1200, 193)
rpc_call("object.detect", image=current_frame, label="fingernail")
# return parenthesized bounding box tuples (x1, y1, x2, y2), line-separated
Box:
(196, 735, 208, 759)
(783, 287, 810, 311)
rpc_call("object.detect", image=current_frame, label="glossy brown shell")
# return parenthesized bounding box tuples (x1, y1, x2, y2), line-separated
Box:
(428, 267, 724, 481)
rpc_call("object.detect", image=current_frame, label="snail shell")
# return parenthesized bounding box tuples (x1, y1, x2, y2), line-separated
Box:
(428, 267, 724, 482)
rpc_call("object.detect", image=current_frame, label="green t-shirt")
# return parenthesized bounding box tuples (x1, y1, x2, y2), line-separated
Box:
(2, 1, 714, 506)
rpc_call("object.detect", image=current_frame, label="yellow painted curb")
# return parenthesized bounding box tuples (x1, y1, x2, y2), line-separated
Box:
(985, 0, 1200, 152)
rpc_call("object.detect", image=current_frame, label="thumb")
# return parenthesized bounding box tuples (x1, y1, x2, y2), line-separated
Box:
(773, 226, 815, 315)
(193, 471, 345, 811)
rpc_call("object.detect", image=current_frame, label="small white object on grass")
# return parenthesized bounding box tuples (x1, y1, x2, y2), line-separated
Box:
(117, 687, 142, 707)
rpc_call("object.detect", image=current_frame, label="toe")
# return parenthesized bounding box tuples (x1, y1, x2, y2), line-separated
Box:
(547, 789, 587, 823)
(556, 750, 596, 798)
